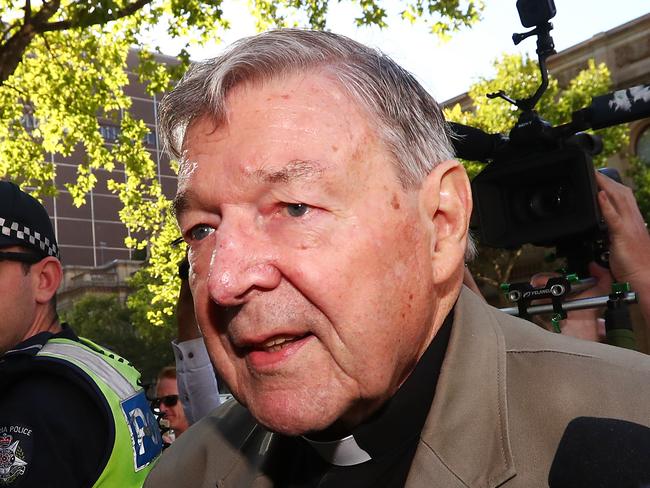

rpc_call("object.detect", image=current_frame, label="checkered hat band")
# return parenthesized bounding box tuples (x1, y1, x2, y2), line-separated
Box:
(0, 216, 59, 258)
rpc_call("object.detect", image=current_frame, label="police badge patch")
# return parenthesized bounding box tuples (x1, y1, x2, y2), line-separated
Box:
(0, 425, 33, 486)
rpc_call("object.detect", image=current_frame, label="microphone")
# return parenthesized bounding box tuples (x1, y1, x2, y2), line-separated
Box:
(548, 417, 650, 488)
(570, 85, 650, 131)
(447, 122, 508, 162)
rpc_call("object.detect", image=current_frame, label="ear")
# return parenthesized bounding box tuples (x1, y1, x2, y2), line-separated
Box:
(31, 257, 63, 305)
(419, 159, 472, 285)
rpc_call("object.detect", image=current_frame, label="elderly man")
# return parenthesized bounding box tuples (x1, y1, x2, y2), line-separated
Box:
(145, 29, 650, 487)
(0, 181, 161, 487)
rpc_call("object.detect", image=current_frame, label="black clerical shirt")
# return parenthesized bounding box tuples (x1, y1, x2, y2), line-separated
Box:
(264, 313, 453, 488)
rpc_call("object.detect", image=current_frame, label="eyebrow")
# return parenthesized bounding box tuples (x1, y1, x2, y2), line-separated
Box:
(172, 189, 196, 219)
(254, 159, 324, 184)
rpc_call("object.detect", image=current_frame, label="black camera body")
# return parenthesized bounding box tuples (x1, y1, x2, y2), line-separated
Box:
(471, 138, 602, 250)
(455, 86, 650, 274)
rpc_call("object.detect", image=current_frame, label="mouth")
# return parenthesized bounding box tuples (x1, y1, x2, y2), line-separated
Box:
(254, 334, 309, 352)
(242, 332, 314, 370)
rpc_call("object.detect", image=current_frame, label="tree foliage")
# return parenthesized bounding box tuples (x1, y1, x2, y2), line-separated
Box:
(0, 0, 484, 329)
(60, 294, 175, 382)
(444, 54, 635, 300)
(629, 155, 650, 221)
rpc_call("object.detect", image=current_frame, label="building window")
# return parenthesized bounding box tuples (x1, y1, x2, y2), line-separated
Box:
(100, 124, 157, 147)
(144, 131, 157, 147)
(21, 112, 39, 131)
(637, 125, 650, 165)
(100, 125, 120, 142)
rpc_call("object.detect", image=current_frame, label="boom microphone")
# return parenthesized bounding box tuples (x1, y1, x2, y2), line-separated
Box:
(560, 84, 650, 135)
(548, 417, 650, 488)
(585, 85, 650, 130)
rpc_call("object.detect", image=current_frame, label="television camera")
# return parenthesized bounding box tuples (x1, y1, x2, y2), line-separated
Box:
(449, 0, 650, 347)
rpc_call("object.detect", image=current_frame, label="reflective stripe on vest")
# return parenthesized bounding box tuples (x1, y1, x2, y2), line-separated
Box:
(39, 341, 136, 399)
(37, 339, 162, 487)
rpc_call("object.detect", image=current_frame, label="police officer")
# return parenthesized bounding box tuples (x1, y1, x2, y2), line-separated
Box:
(0, 181, 162, 487)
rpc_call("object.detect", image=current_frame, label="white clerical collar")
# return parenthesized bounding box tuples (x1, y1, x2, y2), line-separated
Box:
(302, 434, 372, 466)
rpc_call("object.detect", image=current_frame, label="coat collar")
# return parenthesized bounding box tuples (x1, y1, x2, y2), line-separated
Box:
(406, 287, 516, 488)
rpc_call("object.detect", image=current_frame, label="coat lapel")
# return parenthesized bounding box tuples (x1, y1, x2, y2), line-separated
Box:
(407, 287, 516, 488)
(405, 440, 470, 488)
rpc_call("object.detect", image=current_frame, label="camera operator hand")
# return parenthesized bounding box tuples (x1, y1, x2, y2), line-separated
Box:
(530, 262, 611, 342)
(596, 171, 650, 337)
(596, 171, 650, 287)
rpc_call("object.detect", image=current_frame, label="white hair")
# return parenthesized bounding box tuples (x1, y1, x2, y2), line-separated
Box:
(158, 28, 455, 189)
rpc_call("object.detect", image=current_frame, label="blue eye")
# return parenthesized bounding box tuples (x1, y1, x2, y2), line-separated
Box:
(286, 203, 309, 217)
(189, 225, 214, 241)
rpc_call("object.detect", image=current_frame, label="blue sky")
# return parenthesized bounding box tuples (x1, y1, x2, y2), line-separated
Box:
(180, 0, 649, 102)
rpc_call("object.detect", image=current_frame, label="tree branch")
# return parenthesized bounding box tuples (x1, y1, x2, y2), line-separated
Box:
(3, 81, 29, 97)
(493, 261, 502, 280)
(1, 21, 16, 44)
(503, 248, 523, 284)
(41, 32, 67, 73)
(38, 0, 154, 33)
(0, 0, 61, 84)
(30, 0, 63, 30)
(0, 0, 152, 86)
(474, 274, 501, 289)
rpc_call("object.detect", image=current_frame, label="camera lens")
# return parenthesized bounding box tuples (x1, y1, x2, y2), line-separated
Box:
(528, 184, 566, 219)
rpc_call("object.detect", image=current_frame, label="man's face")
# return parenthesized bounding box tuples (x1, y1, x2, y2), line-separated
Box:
(0, 246, 37, 355)
(156, 377, 189, 435)
(177, 73, 443, 435)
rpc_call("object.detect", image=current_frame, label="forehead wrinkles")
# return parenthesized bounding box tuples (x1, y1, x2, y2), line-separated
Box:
(177, 74, 396, 205)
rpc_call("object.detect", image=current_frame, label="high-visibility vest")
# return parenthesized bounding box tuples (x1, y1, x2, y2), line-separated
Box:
(37, 337, 162, 487)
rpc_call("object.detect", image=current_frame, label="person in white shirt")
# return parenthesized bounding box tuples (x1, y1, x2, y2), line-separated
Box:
(171, 258, 221, 425)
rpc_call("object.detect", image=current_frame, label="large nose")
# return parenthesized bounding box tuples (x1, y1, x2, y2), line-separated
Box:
(206, 215, 281, 306)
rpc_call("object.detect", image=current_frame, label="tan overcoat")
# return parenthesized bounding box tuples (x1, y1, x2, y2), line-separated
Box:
(145, 287, 650, 487)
